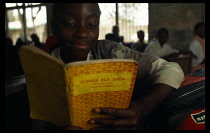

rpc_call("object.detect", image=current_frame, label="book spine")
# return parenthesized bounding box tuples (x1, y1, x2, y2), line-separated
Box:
(64, 67, 72, 126)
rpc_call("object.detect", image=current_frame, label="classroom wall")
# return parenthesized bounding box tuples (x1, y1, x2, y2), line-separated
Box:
(148, 3, 205, 51)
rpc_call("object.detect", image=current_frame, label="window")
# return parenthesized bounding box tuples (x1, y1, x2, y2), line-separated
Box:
(25, 5, 47, 43)
(98, 3, 116, 41)
(98, 3, 149, 43)
(5, 3, 47, 45)
(118, 3, 148, 43)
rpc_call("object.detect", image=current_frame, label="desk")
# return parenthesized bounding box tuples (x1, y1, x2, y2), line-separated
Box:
(5, 75, 26, 96)
(167, 55, 192, 76)
(5, 75, 32, 129)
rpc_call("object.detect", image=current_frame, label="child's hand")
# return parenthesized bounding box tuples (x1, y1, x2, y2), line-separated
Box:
(88, 107, 138, 130)
(89, 83, 174, 130)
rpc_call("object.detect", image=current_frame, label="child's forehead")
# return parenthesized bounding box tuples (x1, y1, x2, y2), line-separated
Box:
(55, 3, 100, 16)
(52, 3, 101, 21)
(57, 3, 99, 11)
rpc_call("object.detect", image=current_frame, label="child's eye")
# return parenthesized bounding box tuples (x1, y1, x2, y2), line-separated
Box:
(63, 22, 75, 27)
(88, 24, 98, 29)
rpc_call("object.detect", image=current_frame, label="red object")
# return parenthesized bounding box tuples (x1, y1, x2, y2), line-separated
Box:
(177, 109, 205, 130)
(180, 76, 205, 87)
(43, 34, 57, 52)
(177, 75, 205, 130)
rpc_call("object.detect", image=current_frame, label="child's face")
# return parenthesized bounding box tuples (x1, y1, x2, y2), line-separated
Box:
(158, 31, 169, 45)
(53, 3, 100, 53)
(137, 32, 144, 41)
(197, 25, 205, 39)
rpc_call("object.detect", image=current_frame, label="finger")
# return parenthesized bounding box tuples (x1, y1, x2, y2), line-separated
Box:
(89, 118, 137, 127)
(93, 107, 135, 118)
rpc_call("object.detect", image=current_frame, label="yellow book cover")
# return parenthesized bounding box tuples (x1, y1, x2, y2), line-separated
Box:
(19, 44, 138, 130)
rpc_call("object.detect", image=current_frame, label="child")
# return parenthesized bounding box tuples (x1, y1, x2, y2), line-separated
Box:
(34, 3, 184, 130)
(189, 22, 205, 73)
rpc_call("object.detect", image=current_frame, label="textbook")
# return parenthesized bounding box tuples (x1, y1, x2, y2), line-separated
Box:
(19, 44, 138, 130)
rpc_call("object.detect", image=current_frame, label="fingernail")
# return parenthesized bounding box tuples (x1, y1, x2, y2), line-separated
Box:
(94, 108, 101, 113)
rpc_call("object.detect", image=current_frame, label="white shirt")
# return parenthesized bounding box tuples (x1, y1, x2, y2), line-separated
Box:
(51, 40, 184, 90)
(144, 39, 179, 57)
(189, 39, 204, 67)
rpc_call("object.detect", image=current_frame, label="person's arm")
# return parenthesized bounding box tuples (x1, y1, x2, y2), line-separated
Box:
(63, 83, 174, 130)
(64, 45, 184, 130)
(143, 43, 155, 54)
(88, 83, 173, 130)
(189, 40, 204, 67)
(160, 45, 181, 61)
(179, 50, 197, 58)
(87, 55, 184, 130)
(162, 50, 197, 61)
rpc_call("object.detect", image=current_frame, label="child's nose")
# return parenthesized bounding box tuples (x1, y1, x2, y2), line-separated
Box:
(75, 26, 88, 39)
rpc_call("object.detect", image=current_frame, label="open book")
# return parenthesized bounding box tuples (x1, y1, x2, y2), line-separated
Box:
(19, 44, 138, 130)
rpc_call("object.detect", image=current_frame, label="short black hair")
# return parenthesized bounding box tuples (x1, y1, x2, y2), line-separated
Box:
(52, 3, 101, 18)
(194, 22, 205, 32)
(52, 3, 63, 18)
(157, 28, 168, 36)
(30, 33, 37, 38)
(112, 25, 119, 29)
(137, 30, 144, 34)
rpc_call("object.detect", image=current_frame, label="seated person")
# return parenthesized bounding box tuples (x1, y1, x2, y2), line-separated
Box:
(30, 34, 44, 49)
(144, 28, 180, 61)
(5, 37, 25, 79)
(5, 35, 17, 79)
(34, 3, 184, 130)
(189, 22, 205, 73)
(130, 30, 147, 53)
(105, 25, 121, 43)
